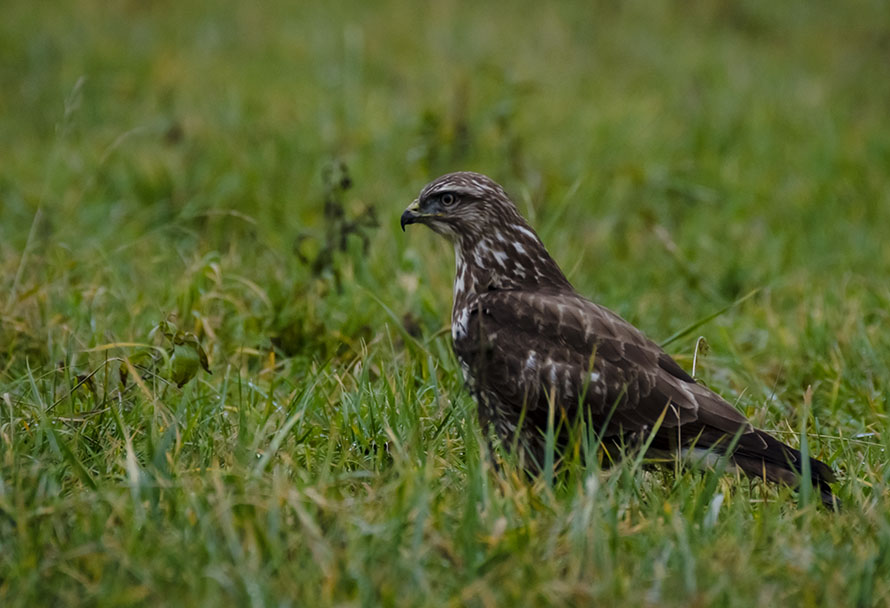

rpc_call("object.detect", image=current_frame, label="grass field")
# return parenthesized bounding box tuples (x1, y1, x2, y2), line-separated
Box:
(2, 1, 890, 605)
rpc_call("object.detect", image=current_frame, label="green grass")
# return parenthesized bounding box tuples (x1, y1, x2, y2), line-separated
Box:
(2, 0, 890, 605)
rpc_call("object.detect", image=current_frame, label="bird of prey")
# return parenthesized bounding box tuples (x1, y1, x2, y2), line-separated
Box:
(401, 171, 838, 507)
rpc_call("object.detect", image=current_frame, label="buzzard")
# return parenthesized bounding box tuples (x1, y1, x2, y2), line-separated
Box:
(401, 171, 838, 507)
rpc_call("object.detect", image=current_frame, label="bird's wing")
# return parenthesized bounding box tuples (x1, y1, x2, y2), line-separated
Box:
(454, 288, 839, 502)
(453, 288, 756, 443)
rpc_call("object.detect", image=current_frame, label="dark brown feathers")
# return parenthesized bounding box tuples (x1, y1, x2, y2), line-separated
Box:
(402, 171, 838, 508)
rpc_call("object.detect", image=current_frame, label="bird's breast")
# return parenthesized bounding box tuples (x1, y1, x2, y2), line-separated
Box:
(451, 304, 472, 342)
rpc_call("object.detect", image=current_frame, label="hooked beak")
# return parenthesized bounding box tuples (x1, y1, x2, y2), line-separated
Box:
(400, 199, 422, 232)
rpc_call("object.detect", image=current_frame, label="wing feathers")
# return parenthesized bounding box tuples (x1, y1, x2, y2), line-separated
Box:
(453, 288, 837, 507)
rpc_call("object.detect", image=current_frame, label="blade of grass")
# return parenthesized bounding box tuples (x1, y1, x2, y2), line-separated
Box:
(660, 287, 761, 348)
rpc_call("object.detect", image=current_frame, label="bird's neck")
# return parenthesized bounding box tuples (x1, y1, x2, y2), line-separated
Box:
(451, 224, 572, 314)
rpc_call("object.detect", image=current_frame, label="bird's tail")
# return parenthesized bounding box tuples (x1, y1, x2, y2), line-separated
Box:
(730, 429, 839, 509)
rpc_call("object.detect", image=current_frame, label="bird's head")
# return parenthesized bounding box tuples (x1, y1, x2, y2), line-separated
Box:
(400, 171, 522, 243)
(401, 171, 573, 293)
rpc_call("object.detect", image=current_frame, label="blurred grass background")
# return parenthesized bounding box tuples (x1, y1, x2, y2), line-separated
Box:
(2, 0, 889, 605)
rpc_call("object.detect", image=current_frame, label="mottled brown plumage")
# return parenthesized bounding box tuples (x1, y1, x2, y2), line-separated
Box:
(401, 171, 838, 507)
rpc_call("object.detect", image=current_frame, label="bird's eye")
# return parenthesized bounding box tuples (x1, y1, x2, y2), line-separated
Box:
(441, 193, 456, 206)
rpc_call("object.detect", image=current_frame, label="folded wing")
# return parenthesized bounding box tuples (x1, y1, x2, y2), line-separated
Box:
(453, 288, 836, 505)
